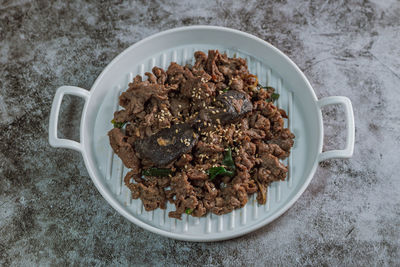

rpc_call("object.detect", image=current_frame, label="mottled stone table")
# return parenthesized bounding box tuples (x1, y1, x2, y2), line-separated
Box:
(1, 0, 399, 265)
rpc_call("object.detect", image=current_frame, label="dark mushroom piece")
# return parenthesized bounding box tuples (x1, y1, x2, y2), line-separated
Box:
(197, 90, 253, 127)
(134, 123, 198, 167)
(214, 90, 253, 123)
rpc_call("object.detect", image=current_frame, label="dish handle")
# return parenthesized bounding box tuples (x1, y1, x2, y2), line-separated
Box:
(317, 96, 355, 162)
(48, 86, 90, 152)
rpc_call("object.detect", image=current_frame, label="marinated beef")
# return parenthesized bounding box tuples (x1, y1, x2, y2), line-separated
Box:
(108, 50, 295, 219)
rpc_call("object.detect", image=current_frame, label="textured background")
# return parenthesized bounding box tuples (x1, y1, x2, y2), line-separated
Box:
(1, 0, 400, 266)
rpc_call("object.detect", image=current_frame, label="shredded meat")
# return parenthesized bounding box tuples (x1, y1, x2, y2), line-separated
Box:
(108, 128, 140, 172)
(108, 50, 295, 219)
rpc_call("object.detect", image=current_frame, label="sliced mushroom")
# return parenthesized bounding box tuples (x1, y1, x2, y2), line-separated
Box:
(211, 90, 253, 124)
(134, 123, 198, 167)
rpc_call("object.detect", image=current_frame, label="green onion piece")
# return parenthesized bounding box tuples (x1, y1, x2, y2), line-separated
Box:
(207, 148, 237, 180)
(266, 93, 280, 103)
(222, 147, 236, 171)
(271, 93, 280, 100)
(142, 168, 172, 177)
(111, 119, 127, 129)
(207, 166, 234, 180)
(223, 87, 230, 92)
(185, 208, 193, 214)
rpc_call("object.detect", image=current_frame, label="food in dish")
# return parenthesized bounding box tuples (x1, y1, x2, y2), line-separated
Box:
(108, 50, 294, 219)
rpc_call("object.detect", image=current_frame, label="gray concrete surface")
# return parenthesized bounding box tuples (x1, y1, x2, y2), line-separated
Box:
(1, 0, 399, 265)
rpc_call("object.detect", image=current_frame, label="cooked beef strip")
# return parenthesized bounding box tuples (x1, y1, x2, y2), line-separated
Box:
(108, 50, 295, 219)
(108, 128, 140, 173)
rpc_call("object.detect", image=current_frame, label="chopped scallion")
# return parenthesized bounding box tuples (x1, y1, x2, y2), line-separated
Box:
(111, 119, 126, 129)
(142, 168, 172, 177)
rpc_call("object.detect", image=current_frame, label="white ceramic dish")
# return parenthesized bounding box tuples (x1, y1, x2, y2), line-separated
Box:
(48, 26, 355, 242)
